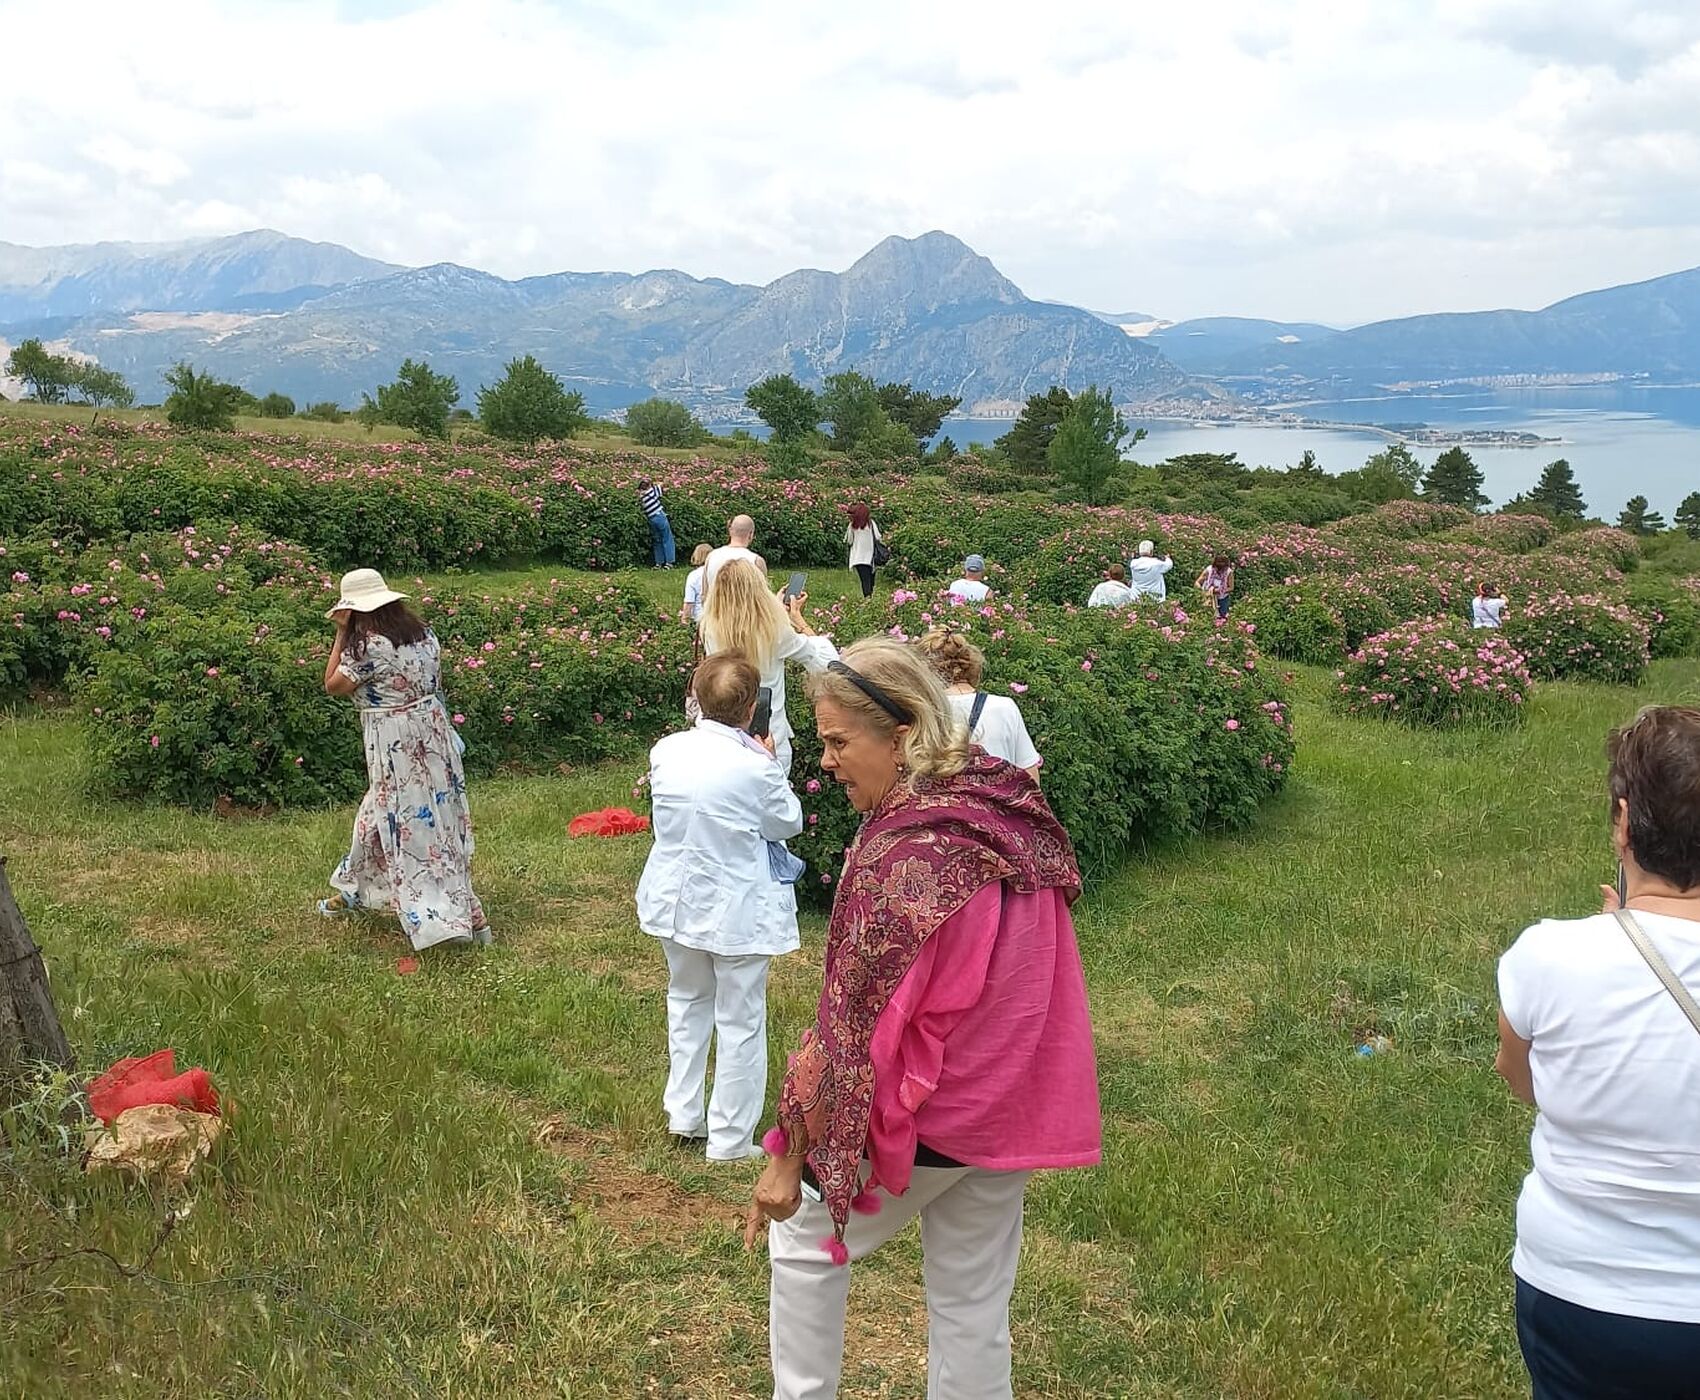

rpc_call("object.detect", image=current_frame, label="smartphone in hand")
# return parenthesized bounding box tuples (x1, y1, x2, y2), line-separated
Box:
(784, 571, 807, 602)
(749, 686, 774, 740)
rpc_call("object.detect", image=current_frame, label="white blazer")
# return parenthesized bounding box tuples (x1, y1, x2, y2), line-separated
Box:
(636, 720, 805, 957)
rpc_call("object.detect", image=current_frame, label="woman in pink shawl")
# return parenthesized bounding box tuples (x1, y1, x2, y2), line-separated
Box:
(743, 636, 1101, 1399)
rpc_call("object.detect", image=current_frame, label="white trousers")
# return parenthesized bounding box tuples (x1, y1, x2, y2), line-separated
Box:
(769, 1165, 1031, 1399)
(658, 938, 770, 1160)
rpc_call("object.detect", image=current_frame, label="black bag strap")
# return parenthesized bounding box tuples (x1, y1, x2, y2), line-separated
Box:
(967, 691, 989, 733)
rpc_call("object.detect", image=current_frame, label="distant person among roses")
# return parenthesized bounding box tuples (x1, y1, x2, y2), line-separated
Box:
(947, 554, 991, 603)
(1196, 554, 1235, 618)
(703, 514, 766, 596)
(1088, 563, 1136, 609)
(844, 502, 883, 599)
(637, 653, 803, 1161)
(744, 637, 1099, 1397)
(681, 543, 713, 623)
(318, 568, 490, 950)
(638, 479, 676, 569)
(1127, 540, 1174, 600)
(1496, 705, 1700, 1397)
(1473, 582, 1509, 629)
(917, 626, 1041, 775)
(699, 558, 838, 773)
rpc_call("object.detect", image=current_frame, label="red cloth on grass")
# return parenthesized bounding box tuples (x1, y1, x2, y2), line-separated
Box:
(567, 807, 651, 838)
(87, 1049, 220, 1125)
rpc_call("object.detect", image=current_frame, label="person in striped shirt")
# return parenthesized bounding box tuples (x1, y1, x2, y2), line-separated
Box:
(638, 479, 676, 568)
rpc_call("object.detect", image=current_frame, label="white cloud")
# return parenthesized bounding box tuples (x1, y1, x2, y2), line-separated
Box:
(2, 0, 1700, 323)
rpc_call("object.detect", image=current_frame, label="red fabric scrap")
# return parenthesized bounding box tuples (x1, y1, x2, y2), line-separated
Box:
(87, 1049, 220, 1125)
(567, 807, 651, 838)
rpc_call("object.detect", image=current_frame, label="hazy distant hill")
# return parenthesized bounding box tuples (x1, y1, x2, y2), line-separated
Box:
(1, 229, 1199, 414)
(1213, 267, 1700, 391)
(0, 230, 400, 321)
(1148, 317, 1340, 372)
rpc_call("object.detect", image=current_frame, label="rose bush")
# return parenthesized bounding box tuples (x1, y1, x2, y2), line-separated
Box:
(1336, 616, 1532, 728)
(1237, 583, 1347, 663)
(1500, 594, 1652, 685)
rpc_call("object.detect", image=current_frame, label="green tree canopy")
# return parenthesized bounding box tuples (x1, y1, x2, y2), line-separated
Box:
(744, 374, 820, 443)
(162, 362, 244, 431)
(256, 392, 296, 419)
(4, 339, 78, 403)
(72, 363, 134, 409)
(300, 401, 344, 423)
(1290, 448, 1325, 477)
(1047, 385, 1127, 505)
(1527, 458, 1587, 521)
(876, 382, 960, 446)
(1421, 447, 1488, 509)
(1676, 490, 1700, 540)
(624, 397, 704, 448)
(473, 356, 581, 445)
(994, 387, 1073, 474)
(357, 359, 460, 440)
(1363, 443, 1424, 492)
(1618, 494, 1668, 535)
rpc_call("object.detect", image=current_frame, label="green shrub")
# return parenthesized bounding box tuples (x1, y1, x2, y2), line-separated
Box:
(1501, 593, 1652, 684)
(1238, 585, 1347, 663)
(624, 399, 705, 448)
(1336, 616, 1532, 728)
(1624, 576, 1700, 659)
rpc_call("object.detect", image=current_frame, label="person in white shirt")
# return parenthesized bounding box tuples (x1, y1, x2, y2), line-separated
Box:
(844, 502, 882, 599)
(1088, 564, 1136, 610)
(637, 653, 805, 1161)
(1496, 705, 1700, 1395)
(700, 559, 839, 773)
(703, 514, 767, 597)
(947, 554, 991, 604)
(680, 543, 713, 623)
(916, 627, 1041, 774)
(1473, 581, 1509, 629)
(1126, 540, 1173, 601)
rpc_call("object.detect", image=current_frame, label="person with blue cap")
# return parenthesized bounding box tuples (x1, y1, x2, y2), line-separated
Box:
(948, 554, 991, 604)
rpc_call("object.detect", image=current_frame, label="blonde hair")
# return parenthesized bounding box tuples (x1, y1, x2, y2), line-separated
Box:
(806, 636, 971, 780)
(916, 627, 984, 688)
(691, 543, 712, 567)
(700, 558, 787, 674)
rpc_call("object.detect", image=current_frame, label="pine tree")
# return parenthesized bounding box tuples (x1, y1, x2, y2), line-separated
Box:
(1047, 386, 1127, 505)
(994, 387, 1073, 474)
(1421, 447, 1488, 509)
(1527, 458, 1587, 521)
(475, 356, 581, 444)
(1676, 490, 1700, 540)
(1618, 495, 1668, 536)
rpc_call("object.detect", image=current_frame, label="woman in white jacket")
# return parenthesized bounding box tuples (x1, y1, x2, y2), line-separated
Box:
(700, 558, 839, 773)
(637, 654, 805, 1160)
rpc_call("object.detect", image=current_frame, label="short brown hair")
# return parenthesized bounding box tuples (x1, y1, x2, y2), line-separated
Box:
(1609, 705, 1700, 891)
(915, 627, 984, 688)
(691, 543, 712, 567)
(692, 652, 760, 727)
(1105, 563, 1127, 582)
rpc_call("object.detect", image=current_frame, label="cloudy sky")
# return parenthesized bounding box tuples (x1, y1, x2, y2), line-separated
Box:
(4, 0, 1699, 325)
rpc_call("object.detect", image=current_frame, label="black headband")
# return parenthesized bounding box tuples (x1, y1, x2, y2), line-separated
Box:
(828, 660, 915, 726)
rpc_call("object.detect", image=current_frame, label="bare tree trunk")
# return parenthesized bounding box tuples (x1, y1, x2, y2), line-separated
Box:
(0, 856, 73, 1086)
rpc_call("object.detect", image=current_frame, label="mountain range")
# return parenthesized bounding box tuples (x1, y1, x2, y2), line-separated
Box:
(6, 229, 1700, 417)
(0, 231, 1196, 417)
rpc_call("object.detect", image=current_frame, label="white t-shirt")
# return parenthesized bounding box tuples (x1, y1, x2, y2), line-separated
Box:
(1498, 911, 1700, 1321)
(845, 523, 881, 567)
(1088, 580, 1135, 609)
(682, 566, 706, 614)
(1472, 596, 1507, 628)
(703, 544, 765, 595)
(1126, 556, 1173, 600)
(948, 578, 990, 603)
(948, 691, 1040, 769)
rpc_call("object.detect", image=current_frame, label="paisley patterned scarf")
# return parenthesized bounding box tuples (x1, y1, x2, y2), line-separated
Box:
(774, 754, 1080, 1246)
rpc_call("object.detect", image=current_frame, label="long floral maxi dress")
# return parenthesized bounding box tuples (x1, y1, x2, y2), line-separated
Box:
(328, 632, 487, 950)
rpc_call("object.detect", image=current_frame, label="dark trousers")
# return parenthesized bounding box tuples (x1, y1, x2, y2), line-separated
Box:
(853, 563, 875, 598)
(1216, 593, 1232, 619)
(648, 513, 675, 567)
(1517, 1277, 1700, 1399)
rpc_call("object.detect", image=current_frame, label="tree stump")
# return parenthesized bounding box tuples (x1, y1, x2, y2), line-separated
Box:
(0, 855, 73, 1085)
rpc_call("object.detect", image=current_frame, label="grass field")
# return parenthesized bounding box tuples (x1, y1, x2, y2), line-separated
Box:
(3, 654, 1697, 1397)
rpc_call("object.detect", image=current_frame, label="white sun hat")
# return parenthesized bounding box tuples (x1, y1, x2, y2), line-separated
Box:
(326, 568, 407, 618)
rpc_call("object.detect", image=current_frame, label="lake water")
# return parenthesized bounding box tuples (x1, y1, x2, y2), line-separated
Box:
(938, 384, 1699, 517)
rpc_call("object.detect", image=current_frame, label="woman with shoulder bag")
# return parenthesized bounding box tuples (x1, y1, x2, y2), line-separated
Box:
(1496, 704, 1700, 1398)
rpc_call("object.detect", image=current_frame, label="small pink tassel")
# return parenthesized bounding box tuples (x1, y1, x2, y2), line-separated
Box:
(761, 1127, 789, 1157)
(849, 1187, 882, 1216)
(821, 1236, 849, 1267)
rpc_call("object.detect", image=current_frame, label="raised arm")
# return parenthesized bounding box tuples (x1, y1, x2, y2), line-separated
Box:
(324, 618, 358, 697)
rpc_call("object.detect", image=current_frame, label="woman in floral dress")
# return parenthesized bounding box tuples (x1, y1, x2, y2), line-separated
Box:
(318, 568, 490, 950)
